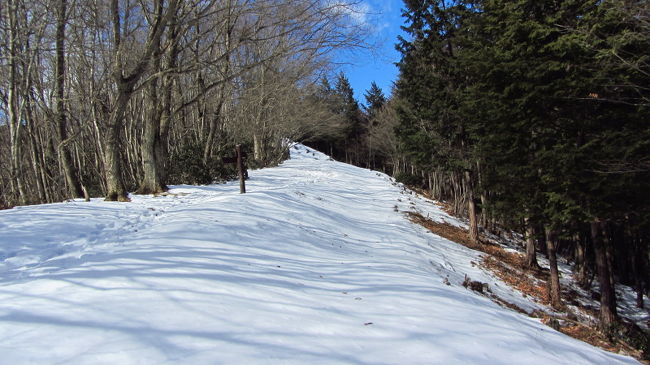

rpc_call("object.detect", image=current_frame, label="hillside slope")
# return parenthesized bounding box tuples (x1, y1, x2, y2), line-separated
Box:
(0, 144, 640, 364)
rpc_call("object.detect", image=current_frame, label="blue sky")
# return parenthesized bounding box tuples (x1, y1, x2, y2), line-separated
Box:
(337, 0, 408, 105)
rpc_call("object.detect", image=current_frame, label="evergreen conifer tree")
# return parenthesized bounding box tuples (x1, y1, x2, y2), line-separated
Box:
(334, 72, 365, 164)
(396, 0, 481, 242)
(363, 81, 386, 118)
(395, 0, 650, 326)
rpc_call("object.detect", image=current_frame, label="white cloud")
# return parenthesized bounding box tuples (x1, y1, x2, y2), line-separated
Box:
(328, 0, 372, 26)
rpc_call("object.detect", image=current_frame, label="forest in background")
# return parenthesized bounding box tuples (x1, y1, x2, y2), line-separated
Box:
(0, 0, 366, 205)
(308, 0, 650, 342)
(2, 0, 649, 349)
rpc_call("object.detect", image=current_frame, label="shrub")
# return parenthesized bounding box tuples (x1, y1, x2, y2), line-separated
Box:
(167, 143, 237, 185)
(394, 172, 423, 187)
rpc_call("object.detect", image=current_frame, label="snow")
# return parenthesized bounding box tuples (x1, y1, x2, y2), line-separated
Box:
(0, 144, 641, 364)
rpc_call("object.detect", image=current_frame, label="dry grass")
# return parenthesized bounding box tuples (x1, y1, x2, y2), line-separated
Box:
(407, 211, 551, 305)
(559, 323, 620, 352)
(407, 210, 649, 363)
(482, 256, 551, 306)
(406, 212, 521, 264)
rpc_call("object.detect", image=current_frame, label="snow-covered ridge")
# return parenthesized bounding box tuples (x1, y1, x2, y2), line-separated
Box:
(0, 144, 640, 364)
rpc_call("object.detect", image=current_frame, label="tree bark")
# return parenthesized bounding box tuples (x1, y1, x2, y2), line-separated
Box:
(138, 17, 166, 195)
(591, 220, 617, 331)
(157, 72, 174, 185)
(139, 77, 165, 194)
(7, 0, 27, 205)
(105, 0, 178, 201)
(524, 217, 540, 269)
(465, 170, 479, 244)
(236, 144, 246, 194)
(605, 226, 617, 307)
(27, 118, 46, 202)
(104, 92, 132, 202)
(55, 0, 84, 199)
(633, 233, 645, 308)
(480, 193, 489, 230)
(202, 5, 233, 165)
(545, 227, 562, 309)
(253, 133, 266, 163)
(155, 21, 179, 187)
(575, 231, 590, 289)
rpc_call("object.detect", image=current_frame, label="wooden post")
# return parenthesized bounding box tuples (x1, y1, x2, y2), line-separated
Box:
(236, 144, 245, 194)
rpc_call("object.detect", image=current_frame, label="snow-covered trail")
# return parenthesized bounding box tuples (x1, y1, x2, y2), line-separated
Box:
(0, 145, 639, 364)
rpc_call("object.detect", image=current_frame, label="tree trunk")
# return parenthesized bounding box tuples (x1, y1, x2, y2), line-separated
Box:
(236, 144, 246, 194)
(465, 170, 479, 244)
(156, 77, 173, 185)
(480, 193, 489, 230)
(55, 0, 84, 199)
(105, 0, 178, 201)
(139, 80, 165, 194)
(591, 220, 617, 331)
(155, 21, 178, 186)
(633, 233, 645, 308)
(36, 127, 53, 203)
(605, 226, 617, 308)
(104, 92, 131, 201)
(28, 119, 46, 202)
(138, 26, 165, 195)
(203, 11, 232, 165)
(253, 133, 264, 163)
(575, 231, 590, 289)
(524, 217, 540, 269)
(202, 100, 224, 165)
(7, 0, 27, 205)
(545, 227, 562, 309)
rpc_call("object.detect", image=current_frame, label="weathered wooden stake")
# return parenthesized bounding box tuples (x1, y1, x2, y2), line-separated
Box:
(236, 144, 246, 194)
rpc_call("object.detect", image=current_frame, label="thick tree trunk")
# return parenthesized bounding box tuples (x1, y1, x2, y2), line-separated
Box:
(605, 227, 617, 308)
(155, 21, 178, 186)
(55, 0, 84, 199)
(139, 84, 165, 194)
(104, 93, 131, 202)
(524, 217, 540, 269)
(591, 220, 617, 331)
(545, 227, 562, 309)
(138, 31, 165, 195)
(106, 0, 178, 201)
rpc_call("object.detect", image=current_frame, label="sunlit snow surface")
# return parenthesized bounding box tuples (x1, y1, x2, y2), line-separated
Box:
(0, 144, 640, 364)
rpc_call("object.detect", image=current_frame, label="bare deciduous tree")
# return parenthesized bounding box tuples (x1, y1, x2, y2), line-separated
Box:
(0, 0, 367, 207)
